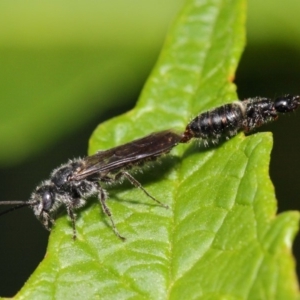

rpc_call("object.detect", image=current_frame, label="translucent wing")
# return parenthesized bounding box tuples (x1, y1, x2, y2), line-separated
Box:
(72, 130, 182, 180)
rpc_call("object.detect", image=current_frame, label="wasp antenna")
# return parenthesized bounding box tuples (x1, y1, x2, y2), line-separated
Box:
(0, 201, 33, 217)
(0, 200, 31, 205)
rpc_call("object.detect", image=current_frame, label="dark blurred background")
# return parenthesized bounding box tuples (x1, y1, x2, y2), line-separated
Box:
(0, 1, 299, 296)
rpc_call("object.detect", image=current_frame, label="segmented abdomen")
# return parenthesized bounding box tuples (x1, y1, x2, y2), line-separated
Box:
(182, 102, 245, 145)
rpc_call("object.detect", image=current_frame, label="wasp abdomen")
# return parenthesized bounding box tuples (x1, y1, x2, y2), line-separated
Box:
(182, 102, 245, 145)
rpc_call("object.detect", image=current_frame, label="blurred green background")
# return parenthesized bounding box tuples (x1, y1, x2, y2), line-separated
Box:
(0, 0, 299, 296)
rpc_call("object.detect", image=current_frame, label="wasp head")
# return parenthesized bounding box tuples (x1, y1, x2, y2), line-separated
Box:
(30, 183, 58, 230)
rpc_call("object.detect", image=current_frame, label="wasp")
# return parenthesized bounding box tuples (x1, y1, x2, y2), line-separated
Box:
(0, 131, 182, 239)
(1, 94, 299, 239)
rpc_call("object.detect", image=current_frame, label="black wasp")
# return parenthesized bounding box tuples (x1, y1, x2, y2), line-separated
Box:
(0, 130, 182, 240)
(0, 94, 299, 239)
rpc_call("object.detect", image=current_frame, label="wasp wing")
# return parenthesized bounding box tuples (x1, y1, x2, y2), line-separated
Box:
(72, 130, 182, 180)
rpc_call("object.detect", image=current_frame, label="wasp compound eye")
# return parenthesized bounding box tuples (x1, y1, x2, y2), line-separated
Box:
(42, 191, 54, 211)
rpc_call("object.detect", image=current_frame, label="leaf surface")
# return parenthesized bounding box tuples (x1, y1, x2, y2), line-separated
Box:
(14, 0, 299, 299)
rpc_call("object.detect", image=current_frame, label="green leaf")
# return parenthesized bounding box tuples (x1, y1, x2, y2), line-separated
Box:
(13, 0, 299, 299)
